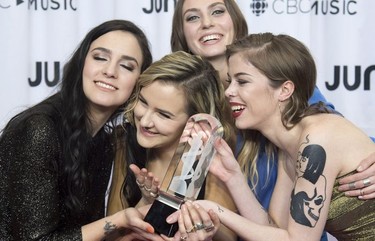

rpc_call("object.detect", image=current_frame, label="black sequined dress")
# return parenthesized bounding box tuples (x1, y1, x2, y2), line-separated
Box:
(0, 98, 113, 240)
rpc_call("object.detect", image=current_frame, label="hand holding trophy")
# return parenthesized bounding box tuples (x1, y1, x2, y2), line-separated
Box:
(143, 113, 223, 237)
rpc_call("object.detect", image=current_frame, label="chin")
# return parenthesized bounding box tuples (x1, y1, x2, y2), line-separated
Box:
(235, 121, 252, 131)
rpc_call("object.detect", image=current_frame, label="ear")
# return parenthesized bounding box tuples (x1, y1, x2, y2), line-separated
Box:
(278, 80, 294, 102)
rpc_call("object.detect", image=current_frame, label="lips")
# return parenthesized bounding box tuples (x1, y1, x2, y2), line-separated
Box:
(94, 80, 117, 90)
(230, 102, 245, 118)
(139, 126, 158, 136)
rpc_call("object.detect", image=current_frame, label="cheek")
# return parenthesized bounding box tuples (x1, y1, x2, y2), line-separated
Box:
(82, 57, 94, 79)
(133, 104, 143, 120)
(183, 26, 196, 46)
(223, 18, 235, 38)
(120, 77, 138, 98)
(163, 122, 186, 138)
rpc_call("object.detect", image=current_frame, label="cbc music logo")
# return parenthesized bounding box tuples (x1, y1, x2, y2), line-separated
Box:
(249, 0, 358, 17)
(0, 0, 77, 10)
(250, 0, 268, 16)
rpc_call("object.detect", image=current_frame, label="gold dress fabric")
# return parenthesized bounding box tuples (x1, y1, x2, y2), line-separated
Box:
(325, 171, 375, 240)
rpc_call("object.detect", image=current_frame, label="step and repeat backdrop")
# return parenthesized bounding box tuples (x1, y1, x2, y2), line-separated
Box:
(0, 0, 374, 139)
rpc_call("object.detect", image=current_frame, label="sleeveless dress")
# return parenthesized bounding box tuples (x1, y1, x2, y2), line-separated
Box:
(325, 170, 375, 240)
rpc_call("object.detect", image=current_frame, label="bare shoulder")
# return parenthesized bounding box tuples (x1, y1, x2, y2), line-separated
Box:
(303, 114, 368, 143)
(300, 114, 375, 176)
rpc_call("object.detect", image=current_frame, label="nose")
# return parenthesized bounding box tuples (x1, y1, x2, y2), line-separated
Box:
(102, 61, 118, 78)
(225, 84, 236, 98)
(139, 110, 154, 128)
(201, 15, 213, 29)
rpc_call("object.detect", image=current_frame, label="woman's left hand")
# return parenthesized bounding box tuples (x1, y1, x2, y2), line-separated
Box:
(166, 201, 220, 241)
(338, 151, 375, 199)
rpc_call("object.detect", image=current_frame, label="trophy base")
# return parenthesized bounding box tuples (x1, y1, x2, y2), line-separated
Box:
(144, 194, 183, 237)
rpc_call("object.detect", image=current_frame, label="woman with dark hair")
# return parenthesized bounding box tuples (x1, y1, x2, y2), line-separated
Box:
(0, 19, 158, 240)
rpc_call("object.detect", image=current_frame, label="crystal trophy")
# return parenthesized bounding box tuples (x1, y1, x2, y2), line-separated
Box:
(144, 113, 223, 237)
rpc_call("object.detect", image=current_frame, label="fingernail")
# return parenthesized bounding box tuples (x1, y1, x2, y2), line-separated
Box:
(146, 226, 154, 233)
(357, 165, 363, 171)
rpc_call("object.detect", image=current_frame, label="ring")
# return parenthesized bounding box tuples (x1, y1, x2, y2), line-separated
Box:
(186, 226, 195, 233)
(149, 191, 159, 198)
(136, 179, 144, 188)
(144, 186, 152, 192)
(204, 223, 215, 232)
(194, 222, 205, 231)
(180, 235, 188, 241)
(363, 178, 371, 187)
(348, 182, 356, 190)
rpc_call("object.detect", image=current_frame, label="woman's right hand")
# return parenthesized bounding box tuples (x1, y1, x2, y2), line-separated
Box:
(210, 138, 242, 183)
(130, 164, 160, 205)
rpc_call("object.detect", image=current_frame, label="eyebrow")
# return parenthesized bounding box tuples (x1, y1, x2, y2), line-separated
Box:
(91, 47, 139, 66)
(183, 2, 225, 16)
(139, 93, 176, 118)
(233, 72, 251, 78)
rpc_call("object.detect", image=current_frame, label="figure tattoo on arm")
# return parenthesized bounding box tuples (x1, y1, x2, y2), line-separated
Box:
(290, 135, 327, 228)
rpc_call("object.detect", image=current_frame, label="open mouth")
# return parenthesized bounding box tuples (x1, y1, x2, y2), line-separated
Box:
(200, 34, 222, 43)
(94, 81, 117, 90)
(231, 104, 245, 118)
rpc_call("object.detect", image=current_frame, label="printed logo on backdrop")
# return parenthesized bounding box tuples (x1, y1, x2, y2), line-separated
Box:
(0, 0, 76, 10)
(326, 65, 375, 91)
(143, 0, 176, 13)
(249, 0, 357, 16)
(29, 61, 61, 87)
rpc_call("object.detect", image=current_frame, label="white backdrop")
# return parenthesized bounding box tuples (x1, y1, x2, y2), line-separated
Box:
(0, 0, 374, 137)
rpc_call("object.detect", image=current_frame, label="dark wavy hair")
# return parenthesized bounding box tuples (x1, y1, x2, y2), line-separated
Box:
(1, 20, 152, 215)
(59, 19, 152, 213)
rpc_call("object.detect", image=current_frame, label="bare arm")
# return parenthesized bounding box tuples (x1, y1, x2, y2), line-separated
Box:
(82, 206, 162, 241)
(209, 138, 273, 225)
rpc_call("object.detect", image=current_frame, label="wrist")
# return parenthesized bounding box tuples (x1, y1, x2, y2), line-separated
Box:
(110, 210, 127, 229)
(226, 170, 245, 188)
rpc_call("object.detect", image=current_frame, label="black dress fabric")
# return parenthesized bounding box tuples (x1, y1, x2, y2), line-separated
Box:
(0, 104, 113, 240)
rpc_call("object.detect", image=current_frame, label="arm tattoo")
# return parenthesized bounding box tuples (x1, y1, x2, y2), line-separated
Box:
(103, 220, 117, 235)
(291, 142, 327, 228)
(217, 205, 224, 213)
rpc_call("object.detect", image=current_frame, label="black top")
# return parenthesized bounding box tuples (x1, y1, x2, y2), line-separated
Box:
(0, 102, 113, 240)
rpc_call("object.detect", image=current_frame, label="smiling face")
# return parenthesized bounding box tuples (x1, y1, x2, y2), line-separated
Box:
(133, 81, 190, 153)
(82, 30, 143, 116)
(225, 53, 279, 131)
(182, 0, 234, 59)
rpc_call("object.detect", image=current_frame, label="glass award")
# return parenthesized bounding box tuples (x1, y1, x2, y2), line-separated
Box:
(144, 113, 223, 237)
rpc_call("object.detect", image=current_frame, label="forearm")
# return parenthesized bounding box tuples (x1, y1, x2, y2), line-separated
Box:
(205, 174, 237, 241)
(226, 173, 270, 225)
(82, 212, 124, 241)
(212, 203, 290, 241)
